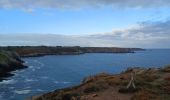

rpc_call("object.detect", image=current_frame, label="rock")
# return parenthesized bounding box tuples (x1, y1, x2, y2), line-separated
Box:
(92, 94, 98, 97)
(0, 50, 26, 81)
(71, 96, 76, 100)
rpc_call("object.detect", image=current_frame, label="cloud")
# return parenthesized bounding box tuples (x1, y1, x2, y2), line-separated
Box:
(0, 0, 170, 10)
(0, 34, 116, 47)
(0, 20, 170, 48)
(87, 20, 170, 48)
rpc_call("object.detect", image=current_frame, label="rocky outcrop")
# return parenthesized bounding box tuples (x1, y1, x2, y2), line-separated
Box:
(27, 65, 170, 100)
(0, 50, 27, 81)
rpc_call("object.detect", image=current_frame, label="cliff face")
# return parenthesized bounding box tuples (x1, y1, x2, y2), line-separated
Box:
(0, 50, 26, 80)
(0, 46, 144, 57)
(28, 66, 170, 100)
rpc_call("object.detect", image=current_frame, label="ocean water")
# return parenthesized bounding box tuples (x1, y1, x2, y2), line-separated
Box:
(0, 49, 170, 100)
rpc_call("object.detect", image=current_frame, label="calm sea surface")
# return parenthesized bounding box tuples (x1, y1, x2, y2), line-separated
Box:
(0, 49, 170, 100)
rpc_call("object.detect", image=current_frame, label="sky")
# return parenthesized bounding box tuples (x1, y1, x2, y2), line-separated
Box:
(0, 0, 170, 48)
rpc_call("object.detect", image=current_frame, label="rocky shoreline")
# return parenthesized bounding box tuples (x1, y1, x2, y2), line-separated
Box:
(27, 66, 170, 100)
(0, 50, 27, 81)
(0, 46, 144, 81)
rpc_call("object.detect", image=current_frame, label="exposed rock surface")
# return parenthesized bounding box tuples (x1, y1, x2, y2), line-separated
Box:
(0, 50, 26, 81)
(27, 65, 170, 100)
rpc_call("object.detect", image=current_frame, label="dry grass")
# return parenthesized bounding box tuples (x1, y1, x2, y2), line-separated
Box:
(161, 65, 170, 72)
(131, 90, 160, 100)
(30, 67, 170, 100)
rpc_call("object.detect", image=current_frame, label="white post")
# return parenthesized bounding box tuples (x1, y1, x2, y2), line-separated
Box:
(126, 71, 136, 89)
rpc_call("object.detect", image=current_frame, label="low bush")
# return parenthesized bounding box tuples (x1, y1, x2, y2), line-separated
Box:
(119, 87, 140, 93)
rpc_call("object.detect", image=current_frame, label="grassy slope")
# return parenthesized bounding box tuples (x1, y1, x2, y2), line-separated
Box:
(0, 50, 25, 78)
(29, 66, 170, 100)
(0, 46, 144, 57)
(0, 51, 20, 66)
(0, 52, 9, 65)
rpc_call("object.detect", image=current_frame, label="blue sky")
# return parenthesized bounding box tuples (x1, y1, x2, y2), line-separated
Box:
(1, 7, 170, 35)
(0, 0, 170, 48)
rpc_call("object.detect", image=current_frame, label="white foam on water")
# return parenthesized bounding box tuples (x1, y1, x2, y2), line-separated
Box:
(14, 90, 31, 95)
(36, 67, 41, 69)
(9, 87, 15, 89)
(25, 79, 37, 82)
(54, 81, 71, 84)
(25, 86, 31, 89)
(29, 65, 41, 71)
(32, 68, 36, 71)
(41, 76, 49, 79)
(62, 82, 71, 84)
(24, 61, 28, 64)
(0, 79, 17, 85)
(34, 60, 44, 67)
(54, 81, 59, 84)
(10, 70, 20, 74)
(33, 60, 38, 62)
(36, 89, 44, 92)
(29, 66, 34, 69)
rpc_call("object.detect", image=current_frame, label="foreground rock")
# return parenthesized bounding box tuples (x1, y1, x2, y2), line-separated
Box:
(0, 50, 27, 81)
(28, 65, 170, 100)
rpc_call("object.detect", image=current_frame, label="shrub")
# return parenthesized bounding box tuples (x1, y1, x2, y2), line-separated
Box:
(161, 65, 170, 72)
(131, 90, 156, 100)
(83, 85, 100, 93)
(119, 87, 140, 93)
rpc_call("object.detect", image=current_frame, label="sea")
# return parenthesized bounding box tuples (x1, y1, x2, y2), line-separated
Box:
(0, 49, 170, 100)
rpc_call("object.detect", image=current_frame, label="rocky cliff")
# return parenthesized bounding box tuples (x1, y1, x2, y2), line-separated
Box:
(0, 50, 26, 81)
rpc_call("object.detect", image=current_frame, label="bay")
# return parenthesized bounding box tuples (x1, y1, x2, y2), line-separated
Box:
(0, 49, 170, 100)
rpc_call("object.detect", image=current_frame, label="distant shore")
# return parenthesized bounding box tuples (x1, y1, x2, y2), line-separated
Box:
(0, 46, 144, 57)
(0, 46, 144, 81)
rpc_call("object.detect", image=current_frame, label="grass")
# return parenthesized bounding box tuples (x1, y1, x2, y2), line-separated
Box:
(31, 66, 170, 100)
(161, 65, 170, 72)
(0, 52, 10, 66)
(131, 90, 159, 100)
(0, 50, 20, 64)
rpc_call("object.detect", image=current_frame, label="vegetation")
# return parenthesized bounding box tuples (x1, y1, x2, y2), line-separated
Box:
(0, 46, 144, 57)
(161, 65, 170, 72)
(28, 66, 170, 100)
(0, 50, 26, 80)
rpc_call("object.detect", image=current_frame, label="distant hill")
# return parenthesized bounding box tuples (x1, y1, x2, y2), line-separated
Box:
(0, 46, 144, 57)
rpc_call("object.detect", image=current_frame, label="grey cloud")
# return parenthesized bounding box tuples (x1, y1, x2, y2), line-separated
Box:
(0, 34, 116, 47)
(0, 0, 170, 10)
(0, 20, 170, 48)
(80, 20, 170, 48)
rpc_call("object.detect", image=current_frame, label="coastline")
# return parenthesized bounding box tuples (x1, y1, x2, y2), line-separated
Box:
(0, 50, 27, 81)
(0, 48, 169, 100)
(27, 66, 170, 100)
(0, 46, 144, 81)
(0, 46, 144, 57)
